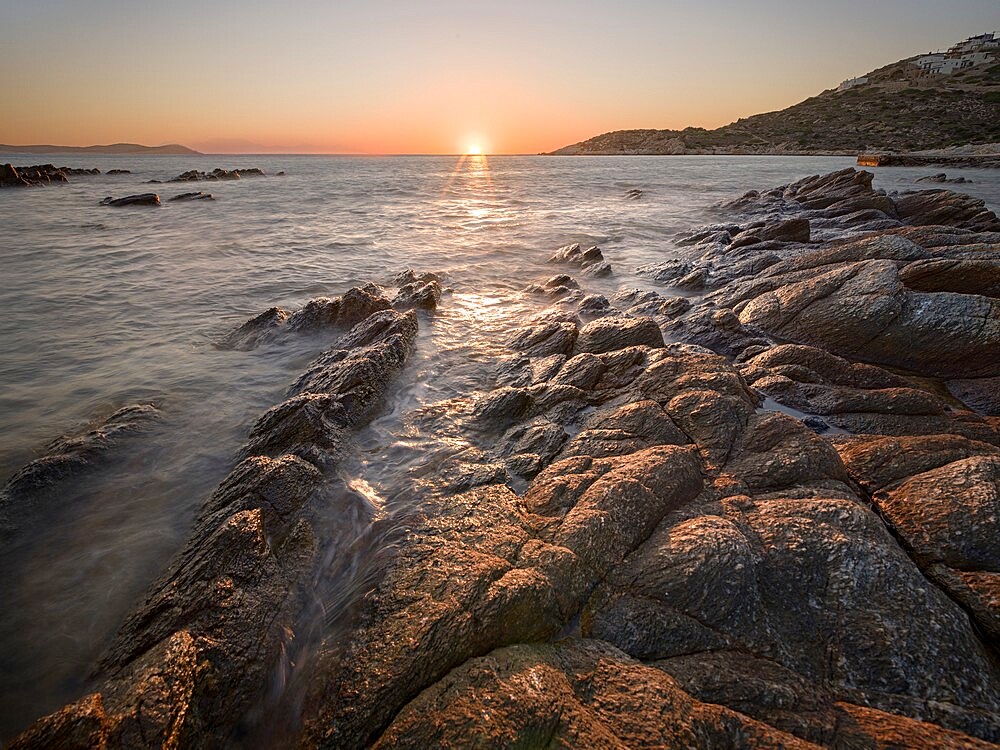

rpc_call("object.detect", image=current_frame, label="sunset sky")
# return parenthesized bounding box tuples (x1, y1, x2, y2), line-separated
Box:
(2, 0, 997, 154)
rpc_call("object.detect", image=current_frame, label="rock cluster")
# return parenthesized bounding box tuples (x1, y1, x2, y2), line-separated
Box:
(218, 277, 442, 352)
(166, 167, 266, 182)
(1, 164, 69, 187)
(11, 170, 1000, 748)
(549, 242, 613, 277)
(1, 164, 139, 187)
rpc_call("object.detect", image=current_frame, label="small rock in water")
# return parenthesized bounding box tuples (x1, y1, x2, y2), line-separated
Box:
(100, 193, 160, 207)
(549, 242, 614, 276)
(106, 169, 131, 175)
(625, 188, 643, 199)
(916, 173, 972, 184)
(169, 191, 214, 202)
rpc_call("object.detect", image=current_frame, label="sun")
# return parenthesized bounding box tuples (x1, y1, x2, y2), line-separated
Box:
(466, 144, 483, 155)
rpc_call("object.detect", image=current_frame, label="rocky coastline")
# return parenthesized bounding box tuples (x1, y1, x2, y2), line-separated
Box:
(8, 168, 1000, 748)
(1, 164, 275, 189)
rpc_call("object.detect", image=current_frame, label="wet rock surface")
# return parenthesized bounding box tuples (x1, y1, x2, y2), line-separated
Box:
(13, 170, 1000, 748)
(549, 242, 613, 276)
(217, 283, 394, 350)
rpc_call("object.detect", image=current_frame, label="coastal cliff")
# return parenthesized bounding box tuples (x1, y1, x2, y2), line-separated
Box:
(549, 50, 1000, 155)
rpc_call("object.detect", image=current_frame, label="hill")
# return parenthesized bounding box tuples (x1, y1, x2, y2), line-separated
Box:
(549, 51, 1000, 155)
(0, 142, 200, 155)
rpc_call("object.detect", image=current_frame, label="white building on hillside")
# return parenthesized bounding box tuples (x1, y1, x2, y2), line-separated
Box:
(914, 34, 997, 75)
(838, 76, 869, 91)
(950, 32, 997, 54)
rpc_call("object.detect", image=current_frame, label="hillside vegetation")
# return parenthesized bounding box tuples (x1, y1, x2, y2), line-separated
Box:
(550, 56, 1000, 155)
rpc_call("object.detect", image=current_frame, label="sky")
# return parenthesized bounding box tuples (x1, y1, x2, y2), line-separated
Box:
(1, 0, 997, 154)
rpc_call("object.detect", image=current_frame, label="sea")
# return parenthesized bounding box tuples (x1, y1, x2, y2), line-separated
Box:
(1, 153, 998, 740)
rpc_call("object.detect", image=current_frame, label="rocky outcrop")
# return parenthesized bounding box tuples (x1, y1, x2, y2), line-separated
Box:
(294, 332, 1000, 748)
(549, 242, 613, 277)
(1, 163, 69, 187)
(0, 404, 160, 536)
(100, 193, 160, 207)
(9, 306, 418, 749)
(0, 163, 29, 187)
(638, 171, 1000, 382)
(168, 168, 266, 182)
(217, 284, 393, 350)
(391, 271, 442, 311)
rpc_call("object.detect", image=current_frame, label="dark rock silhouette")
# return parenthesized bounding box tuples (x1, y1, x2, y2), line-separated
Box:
(100, 193, 160, 207)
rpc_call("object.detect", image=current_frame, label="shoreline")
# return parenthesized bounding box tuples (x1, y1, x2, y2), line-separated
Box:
(6, 166, 1000, 748)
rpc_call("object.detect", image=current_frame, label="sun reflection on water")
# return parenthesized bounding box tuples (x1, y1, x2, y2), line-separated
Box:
(440, 153, 507, 227)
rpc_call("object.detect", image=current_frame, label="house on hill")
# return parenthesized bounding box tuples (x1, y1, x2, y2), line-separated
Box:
(914, 32, 997, 75)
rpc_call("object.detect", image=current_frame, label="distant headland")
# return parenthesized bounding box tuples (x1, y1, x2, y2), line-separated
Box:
(548, 31, 1000, 155)
(0, 143, 201, 155)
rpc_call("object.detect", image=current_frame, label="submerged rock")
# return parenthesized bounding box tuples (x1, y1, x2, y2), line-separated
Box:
(0, 404, 160, 536)
(169, 191, 214, 202)
(106, 168, 131, 175)
(100, 193, 160, 207)
(916, 172, 972, 184)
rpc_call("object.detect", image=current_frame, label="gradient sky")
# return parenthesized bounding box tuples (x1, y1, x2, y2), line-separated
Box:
(2, 0, 997, 154)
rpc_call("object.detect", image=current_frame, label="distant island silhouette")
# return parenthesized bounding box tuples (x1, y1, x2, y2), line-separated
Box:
(0, 143, 201, 155)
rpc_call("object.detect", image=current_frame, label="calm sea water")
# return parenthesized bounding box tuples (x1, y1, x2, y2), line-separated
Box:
(1, 154, 998, 738)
